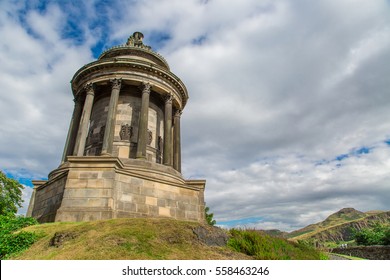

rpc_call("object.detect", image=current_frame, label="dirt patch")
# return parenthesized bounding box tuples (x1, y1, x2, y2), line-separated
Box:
(50, 232, 79, 247)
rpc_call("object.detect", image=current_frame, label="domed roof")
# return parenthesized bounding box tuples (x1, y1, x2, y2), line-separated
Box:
(98, 32, 170, 70)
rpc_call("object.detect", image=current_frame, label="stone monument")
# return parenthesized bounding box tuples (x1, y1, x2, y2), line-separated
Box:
(27, 32, 206, 223)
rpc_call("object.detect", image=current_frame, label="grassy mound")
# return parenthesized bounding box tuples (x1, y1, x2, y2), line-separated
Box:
(10, 218, 325, 260)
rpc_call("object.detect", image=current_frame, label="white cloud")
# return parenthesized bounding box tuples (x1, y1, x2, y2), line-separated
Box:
(17, 185, 33, 216)
(0, 1, 94, 177)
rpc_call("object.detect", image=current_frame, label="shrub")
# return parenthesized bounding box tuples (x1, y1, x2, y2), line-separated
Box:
(227, 228, 323, 260)
(0, 215, 38, 259)
(353, 223, 390, 246)
(205, 206, 216, 226)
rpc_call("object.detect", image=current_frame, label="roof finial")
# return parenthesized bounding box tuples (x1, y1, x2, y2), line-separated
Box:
(126, 31, 151, 50)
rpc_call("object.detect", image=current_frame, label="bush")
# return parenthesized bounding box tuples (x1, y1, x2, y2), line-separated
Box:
(383, 228, 390, 245)
(0, 215, 38, 259)
(227, 228, 323, 260)
(353, 223, 390, 246)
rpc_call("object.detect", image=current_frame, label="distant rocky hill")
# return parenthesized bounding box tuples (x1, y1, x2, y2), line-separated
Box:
(288, 208, 390, 244)
(287, 208, 368, 239)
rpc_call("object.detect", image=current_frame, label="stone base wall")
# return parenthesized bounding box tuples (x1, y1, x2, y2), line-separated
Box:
(31, 173, 67, 223)
(29, 156, 205, 223)
(115, 172, 204, 221)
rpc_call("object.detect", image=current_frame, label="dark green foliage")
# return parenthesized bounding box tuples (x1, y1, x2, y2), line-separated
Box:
(0, 170, 24, 216)
(353, 223, 390, 246)
(0, 215, 38, 259)
(227, 229, 325, 260)
(205, 206, 216, 226)
(383, 228, 390, 245)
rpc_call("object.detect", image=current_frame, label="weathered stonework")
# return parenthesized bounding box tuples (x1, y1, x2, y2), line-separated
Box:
(28, 32, 206, 223)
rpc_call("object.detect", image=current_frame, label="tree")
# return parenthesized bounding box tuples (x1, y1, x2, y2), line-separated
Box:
(354, 223, 389, 246)
(205, 205, 216, 226)
(0, 170, 24, 216)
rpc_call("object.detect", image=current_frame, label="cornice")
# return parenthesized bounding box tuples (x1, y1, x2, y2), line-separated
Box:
(98, 45, 170, 70)
(71, 58, 188, 108)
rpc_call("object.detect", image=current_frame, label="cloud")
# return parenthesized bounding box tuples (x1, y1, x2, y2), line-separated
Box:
(0, 1, 95, 178)
(17, 185, 33, 216)
(1, 0, 389, 231)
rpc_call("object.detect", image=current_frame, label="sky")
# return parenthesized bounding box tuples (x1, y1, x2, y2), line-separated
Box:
(0, 0, 389, 232)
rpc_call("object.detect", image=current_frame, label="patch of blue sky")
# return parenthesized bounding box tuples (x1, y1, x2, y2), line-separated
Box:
(314, 159, 329, 166)
(92, 40, 108, 58)
(217, 217, 264, 228)
(384, 139, 390, 146)
(62, 18, 86, 45)
(316, 144, 376, 168)
(333, 146, 373, 162)
(335, 153, 349, 161)
(4, 170, 33, 187)
(147, 30, 172, 50)
(192, 34, 207, 45)
(352, 146, 372, 156)
(16, 5, 41, 40)
(3, 168, 48, 187)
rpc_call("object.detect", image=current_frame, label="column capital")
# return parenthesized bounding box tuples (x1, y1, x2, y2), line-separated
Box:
(84, 82, 95, 96)
(110, 78, 122, 90)
(164, 93, 173, 104)
(174, 110, 182, 118)
(140, 82, 151, 94)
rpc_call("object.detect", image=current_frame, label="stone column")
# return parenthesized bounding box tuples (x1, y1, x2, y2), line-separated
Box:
(73, 83, 95, 156)
(173, 110, 182, 172)
(61, 96, 83, 163)
(163, 94, 173, 166)
(101, 78, 122, 155)
(136, 82, 151, 159)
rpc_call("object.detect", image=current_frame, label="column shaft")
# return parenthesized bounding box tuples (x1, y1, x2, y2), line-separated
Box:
(73, 83, 95, 156)
(136, 83, 151, 159)
(163, 94, 173, 166)
(101, 78, 122, 155)
(61, 97, 83, 163)
(173, 110, 182, 172)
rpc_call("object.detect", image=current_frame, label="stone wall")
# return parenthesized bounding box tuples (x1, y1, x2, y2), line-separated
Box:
(331, 246, 390, 260)
(31, 172, 67, 223)
(115, 172, 203, 221)
(55, 159, 116, 221)
(30, 156, 206, 223)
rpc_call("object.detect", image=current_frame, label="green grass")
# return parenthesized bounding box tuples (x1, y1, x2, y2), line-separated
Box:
(11, 218, 250, 260)
(10, 218, 326, 260)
